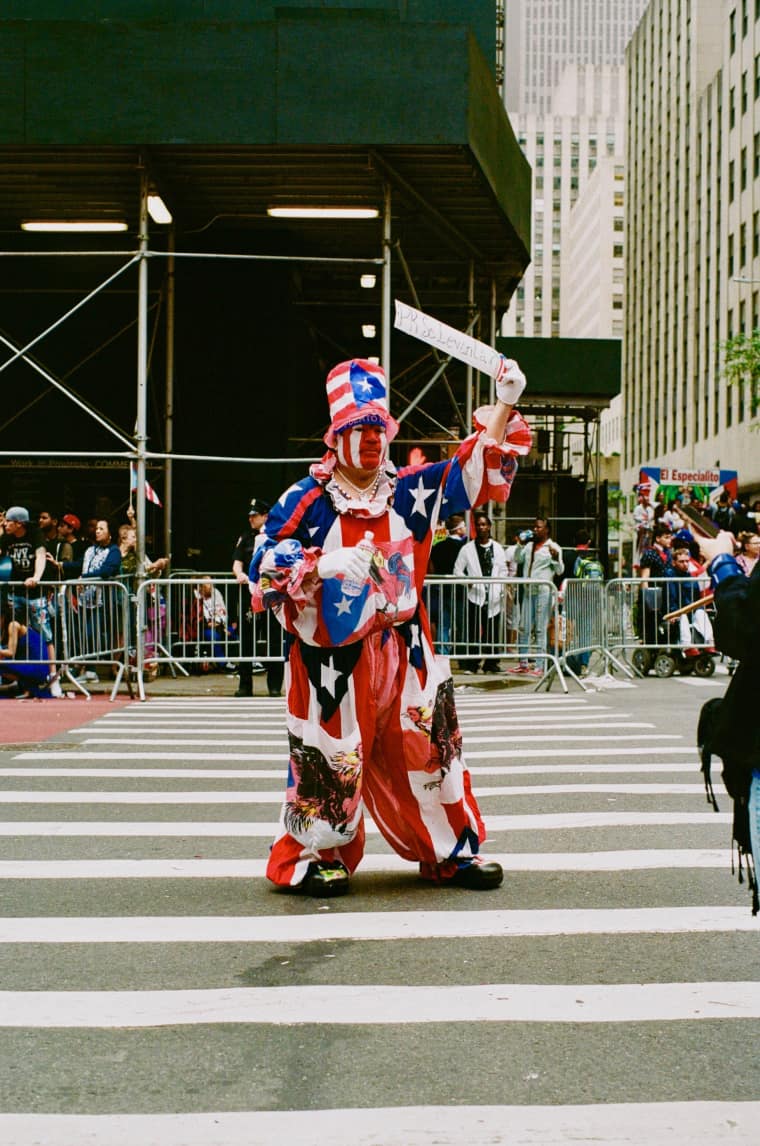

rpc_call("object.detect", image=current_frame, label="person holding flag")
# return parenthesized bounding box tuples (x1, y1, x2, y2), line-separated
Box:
(249, 354, 532, 897)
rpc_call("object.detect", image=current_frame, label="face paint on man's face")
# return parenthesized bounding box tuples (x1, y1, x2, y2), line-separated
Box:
(337, 425, 387, 470)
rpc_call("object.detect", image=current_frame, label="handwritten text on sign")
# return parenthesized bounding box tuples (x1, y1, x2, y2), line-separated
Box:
(393, 300, 501, 377)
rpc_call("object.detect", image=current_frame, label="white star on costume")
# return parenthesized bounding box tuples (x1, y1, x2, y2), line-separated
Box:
(409, 622, 421, 650)
(358, 379, 375, 393)
(334, 595, 353, 616)
(320, 657, 341, 696)
(410, 475, 435, 516)
(278, 482, 300, 506)
(307, 525, 320, 537)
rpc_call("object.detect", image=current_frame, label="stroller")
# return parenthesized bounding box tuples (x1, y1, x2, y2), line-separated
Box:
(631, 582, 717, 679)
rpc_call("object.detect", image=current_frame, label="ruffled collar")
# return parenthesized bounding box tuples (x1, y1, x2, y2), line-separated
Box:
(310, 450, 397, 518)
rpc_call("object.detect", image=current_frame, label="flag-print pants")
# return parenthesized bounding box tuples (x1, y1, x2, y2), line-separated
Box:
(265, 626, 487, 887)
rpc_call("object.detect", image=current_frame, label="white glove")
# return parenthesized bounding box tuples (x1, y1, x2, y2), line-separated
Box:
(318, 545, 372, 584)
(492, 356, 527, 406)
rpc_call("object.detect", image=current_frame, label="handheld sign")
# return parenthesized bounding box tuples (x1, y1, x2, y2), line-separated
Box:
(394, 299, 502, 377)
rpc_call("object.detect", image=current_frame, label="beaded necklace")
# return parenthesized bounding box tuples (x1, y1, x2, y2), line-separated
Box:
(333, 467, 381, 502)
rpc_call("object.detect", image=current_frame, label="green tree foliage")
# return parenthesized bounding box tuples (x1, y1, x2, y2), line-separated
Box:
(722, 330, 760, 419)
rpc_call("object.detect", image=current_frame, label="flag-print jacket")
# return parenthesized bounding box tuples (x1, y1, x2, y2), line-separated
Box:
(249, 413, 531, 648)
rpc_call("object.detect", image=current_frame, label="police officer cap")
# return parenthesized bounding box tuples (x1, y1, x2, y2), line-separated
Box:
(248, 499, 270, 516)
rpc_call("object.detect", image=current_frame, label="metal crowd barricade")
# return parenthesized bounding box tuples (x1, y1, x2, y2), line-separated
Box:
(59, 579, 133, 699)
(424, 575, 566, 691)
(604, 575, 717, 678)
(134, 576, 285, 701)
(559, 579, 632, 689)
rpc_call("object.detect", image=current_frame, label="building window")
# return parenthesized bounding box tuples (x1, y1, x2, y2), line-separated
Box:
(743, 71, 749, 114)
(755, 130, 760, 176)
(756, 55, 760, 100)
(730, 9, 737, 53)
(614, 217, 624, 231)
(613, 243, 624, 258)
(730, 86, 736, 128)
(741, 222, 747, 265)
(729, 233, 735, 276)
(729, 159, 736, 201)
(742, 146, 748, 189)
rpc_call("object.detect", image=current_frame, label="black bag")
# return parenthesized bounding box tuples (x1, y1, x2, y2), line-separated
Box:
(698, 695, 758, 914)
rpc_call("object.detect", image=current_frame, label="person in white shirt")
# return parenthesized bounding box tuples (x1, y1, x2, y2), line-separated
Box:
(509, 517, 564, 676)
(453, 512, 508, 673)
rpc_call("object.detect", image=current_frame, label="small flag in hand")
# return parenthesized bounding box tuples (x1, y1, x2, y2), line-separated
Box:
(130, 463, 163, 508)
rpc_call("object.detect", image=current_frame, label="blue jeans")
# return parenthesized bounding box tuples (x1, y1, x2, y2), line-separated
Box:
(748, 771, 760, 874)
(518, 584, 552, 664)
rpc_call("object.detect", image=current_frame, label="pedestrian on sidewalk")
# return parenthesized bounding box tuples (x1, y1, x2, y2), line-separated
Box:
(452, 511, 508, 673)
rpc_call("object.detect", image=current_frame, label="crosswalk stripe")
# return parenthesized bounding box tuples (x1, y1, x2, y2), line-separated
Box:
(0, 850, 730, 879)
(0, 762, 703, 777)
(2, 1102, 757, 1146)
(0, 783, 706, 803)
(68, 718, 652, 731)
(0, 906, 751, 944)
(3, 980, 760, 1028)
(0, 812, 732, 836)
(76, 733, 681, 747)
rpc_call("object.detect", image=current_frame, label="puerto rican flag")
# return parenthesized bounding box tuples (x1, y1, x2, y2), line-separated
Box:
(130, 463, 163, 508)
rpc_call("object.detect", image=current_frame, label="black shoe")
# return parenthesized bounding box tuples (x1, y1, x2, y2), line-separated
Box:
(482, 660, 500, 673)
(447, 859, 503, 890)
(300, 861, 350, 897)
(234, 687, 253, 698)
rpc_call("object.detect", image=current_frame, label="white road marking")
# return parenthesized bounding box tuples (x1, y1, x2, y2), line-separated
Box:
(0, 763, 703, 778)
(3, 980, 760, 1028)
(66, 718, 653, 734)
(0, 905, 752, 944)
(0, 850, 730, 879)
(2, 1103, 758, 1146)
(0, 811, 731, 836)
(0, 783, 706, 803)
(76, 733, 681, 747)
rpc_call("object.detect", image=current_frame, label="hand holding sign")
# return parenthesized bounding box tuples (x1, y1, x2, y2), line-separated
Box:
(493, 357, 526, 406)
(393, 300, 526, 406)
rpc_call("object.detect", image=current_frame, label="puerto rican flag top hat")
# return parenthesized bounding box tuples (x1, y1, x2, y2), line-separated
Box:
(323, 359, 400, 448)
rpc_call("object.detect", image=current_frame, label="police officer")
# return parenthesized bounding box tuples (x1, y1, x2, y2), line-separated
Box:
(231, 498, 284, 697)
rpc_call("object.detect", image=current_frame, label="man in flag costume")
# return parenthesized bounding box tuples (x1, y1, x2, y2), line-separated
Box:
(250, 356, 531, 895)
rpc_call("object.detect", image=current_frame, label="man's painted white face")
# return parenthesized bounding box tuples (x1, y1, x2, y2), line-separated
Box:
(336, 424, 387, 471)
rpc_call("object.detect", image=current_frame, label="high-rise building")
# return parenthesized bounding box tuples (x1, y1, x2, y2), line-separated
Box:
(561, 155, 626, 339)
(501, 66, 625, 340)
(501, 0, 648, 341)
(623, 1, 760, 500)
(505, 0, 648, 116)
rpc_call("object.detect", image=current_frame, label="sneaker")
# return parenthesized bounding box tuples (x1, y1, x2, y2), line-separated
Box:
(49, 678, 64, 698)
(234, 687, 253, 698)
(446, 859, 504, 890)
(300, 860, 350, 897)
(482, 660, 501, 673)
(251, 662, 266, 675)
(507, 664, 530, 674)
(527, 667, 544, 677)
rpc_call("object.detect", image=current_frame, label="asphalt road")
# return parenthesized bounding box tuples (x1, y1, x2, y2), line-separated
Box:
(0, 669, 759, 1145)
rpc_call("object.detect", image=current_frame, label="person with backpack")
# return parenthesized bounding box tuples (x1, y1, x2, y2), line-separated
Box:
(565, 529, 604, 677)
